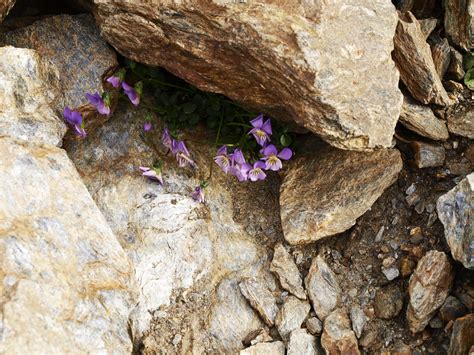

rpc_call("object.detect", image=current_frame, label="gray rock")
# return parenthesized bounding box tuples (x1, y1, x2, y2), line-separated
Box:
(382, 267, 400, 281)
(93, 0, 403, 151)
(287, 329, 321, 355)
(280, 143, 402, 244)
(350, 306, 367, 338)
(240, 341, 285, 355)
(305, 256, 341, 321)
(437, 173, 473, 269)
(0, 46, 66, 145)
(1, 14, 118, 110)
(270, 243, 306, 299)
(430, 36, 451, 79)
(0, 136, 133, 353)
(447, 108, 474, 139)
(410, 141, 446, 168)
(374, 285, 404, 319)
(418, 18, 438, 39)
(439, 296, 468, 322)
(393, 11, 451, 106)
(321, 309, 360, 355)
(306, 317, 323, 335)
(445, 0, 474, 50)
(248, 328, 273, 346)
(399, 95, 449, 141)
(275, 296, 311, 340)
(407, 251, 454, 333)
(240, 279, 279, 327)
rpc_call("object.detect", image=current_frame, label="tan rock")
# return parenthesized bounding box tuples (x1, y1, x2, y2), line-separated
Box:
(445, 0, 474, 50)
(0, 46, 66, 145)
(410, 141, 446, 168)
(92, 0, 403, 151)
(430, 36, 451, 79)
(447, 48, 466, 81)
(240, 341, 285, 355)
(0, 137, 133, 354)
(321, 309, 360, 355)
(448, 314, 474, 355)
(270, 243, 306, 299)
(280, 143, 402, 244)
(0, 0, 14, 22)
(275, 296, 310, 340)
(447, 107, 474, 139)
(306, 317, 323, 335)
(305, 256, 341, 321)
(407, 251, 454, 333)
(418, 18, 438, 40)
(287, 329, 321, 355)
(399, 95, 449, 140)
(240, 278, 279, 327)
(393, 11, 451, 106)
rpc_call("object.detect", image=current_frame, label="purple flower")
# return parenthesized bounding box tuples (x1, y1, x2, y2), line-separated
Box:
(261, 144, 292, 171)
(106, 76, 121, 88)
(162, 128, 173, 150)
(214, 145, 232, 174)
(63, 107, 86, 138)
(229, 148, 248, 181)
(241, 161, 267, 182)
(230, 148, 246, 165)
(122, 82, 140, 106)
(139, 166, 163, 185)
(171, 140, 195, 168)
(144, 122, 152, 132)
(191, 186, 205, 203)
(248, 114, 272, 146)
(86, 92, 110, 116)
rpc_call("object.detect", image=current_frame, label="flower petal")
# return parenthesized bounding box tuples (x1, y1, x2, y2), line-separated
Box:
(250, 114, 264, 128)
(217, 145, 227, 156)
(231, 148, 246, 165)
(262, 144, 278, 157)
(254, 160, 266, 170)
(139, 166, 150, 172)
(262, 119, 272, 135)
(277, 147, 293, 160)
(107, 76, 120, 88)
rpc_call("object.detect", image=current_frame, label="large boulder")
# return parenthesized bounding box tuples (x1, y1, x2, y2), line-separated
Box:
(280, 142, 402, 244)
(92, 0, 402, 151)
(437, 173, 473, 269)
(0, 46, 66, 146)
(0, 136, 133, 353)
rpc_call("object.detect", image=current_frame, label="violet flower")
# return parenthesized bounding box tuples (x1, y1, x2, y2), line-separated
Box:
(106, 76, 121, 88)
(214, 145, 232, 174)
(248, 114, 272, 146)
(86, 92, 111, 116)
(139, 166, 163, 185)
(241, 161, 267, 182)
(171, 140, 195, 168)
(162, 128, 173, 150)
(122, 82, 140, 106)
(191, 186, 205, 203)
(144, 122, 152, 132)
(261, 144, 292, 171)
(63, 107, 86, 139)
(230, 148, 248, 181)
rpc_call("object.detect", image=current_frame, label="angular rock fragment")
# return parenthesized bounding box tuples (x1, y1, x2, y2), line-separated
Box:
(350, 306, 367, 338)
(247, 328, 272, 346)
(306, 317, 323, 335)
(0, 46, 66, 145)
(447, 108, 474, 139)
(0, 137, 133, 354)
(280, 143, 402, 244)
(93, 0, 403, 150)
(448, 314, 474, 355)
(399, 96, 449, 140)
(407, 251, 454, 333)
(305, 256, 341, 321)
(418, 18, 438, 40)
(437, 173, 474, 269)
(374, 285, 404, 319)
(444, 80, 465, 92)
(240, 341, 285, 355)
(439, 296, 467, 322)
(1, 14, 118, 110)
(393, 11, 451, 106)
(447, 48, 466, 81)
(287, 329, 321, 355)
(445, 0, 474, 50)
(429, 36, 451, 79)
(321, 309, 360, 355)
(240, 279, 279, 327)
(275, 296, 310, 340)
(410, 141, 446, 168)
(270, 243, 306, 299)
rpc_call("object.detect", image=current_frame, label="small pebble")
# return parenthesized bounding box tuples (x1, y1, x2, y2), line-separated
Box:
(172, 334, 182, 346)
(375, 226, 385, 242)
(382, 267, 399, 281)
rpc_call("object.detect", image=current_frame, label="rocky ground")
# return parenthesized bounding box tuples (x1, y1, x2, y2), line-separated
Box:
(0, 1, 473, 355)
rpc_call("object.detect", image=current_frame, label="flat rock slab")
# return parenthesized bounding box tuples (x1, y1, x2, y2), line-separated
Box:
(240, 278, 279, 327)
(0, 137, 133, 354)
(437, 173, 473, 269)
(1, 14, 117, 110)
(280, 143, 402, 244)
(0, 46, 66, 145)
(321, 309, 360, 355)
(287, 329, 321, 355)
(270, 243, 306, 299)
(93, 0, 402, 151)
(448, 314, 474, 354)
(445, 0, 474, 50)
(407, 251, 454, 333)
(275, 296, 310, 340)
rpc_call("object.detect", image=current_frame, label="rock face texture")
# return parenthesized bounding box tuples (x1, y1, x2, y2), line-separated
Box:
(275, 296, 310, 340)
(270, 243, 306, 299)
(447, 107, 474, 139)
(280, 143, 402, 244)
(321, 309, 360, 355)
(406, 251, 454, 333)
(0, 0, 14, 22)
(437, 173, 473, 269)
(65, 102, 269, 353)
(445, 0, 474, 50)
(0, 46, 66, 146)
(393, 12, 450, 106)
(448, 314, 474, 355)
(287, 329, 320, 355)
(241, 341, 286, 355)
(0, 136, 133, 354)
(1, 14, 118, 110)
(92, 0, 403, 151)
(399, 95, 449, 141)
(240, 278, 279, 327)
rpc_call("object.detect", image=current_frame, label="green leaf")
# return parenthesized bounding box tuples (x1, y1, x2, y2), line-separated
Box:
(464, 52, 474, 70)
(183, 102, 197, 114)
(464, 68, 474, 90)
(280, 133, 292, 147)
